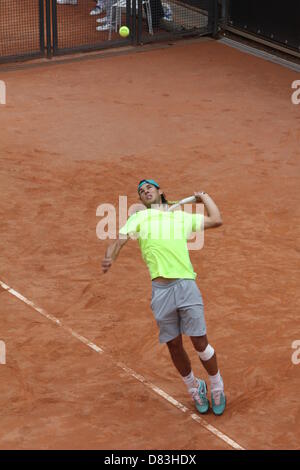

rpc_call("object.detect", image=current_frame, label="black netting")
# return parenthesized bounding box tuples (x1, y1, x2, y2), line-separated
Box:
(53, 0, 132, 53)
(0, 0, 217, 63)
(53, 0, 215, 54)
(138, 0, 214, 42)
(0, 0, 44, 61)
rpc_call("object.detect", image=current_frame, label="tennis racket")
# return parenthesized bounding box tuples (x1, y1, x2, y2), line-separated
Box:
(168, 195, 196, 212)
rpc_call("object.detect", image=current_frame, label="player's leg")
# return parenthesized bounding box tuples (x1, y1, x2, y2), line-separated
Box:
(166, 335, 209, 414)
(166, 334, 191, 377)
(190, 334, 218, 375)
(190, 335, 226, 416)
(176, 280, 226, 415)
(151, 280, 209, 413)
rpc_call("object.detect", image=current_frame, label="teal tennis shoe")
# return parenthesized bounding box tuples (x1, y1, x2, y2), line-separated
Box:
(191, 379, 209, 414)
(211, 389, 226, 416)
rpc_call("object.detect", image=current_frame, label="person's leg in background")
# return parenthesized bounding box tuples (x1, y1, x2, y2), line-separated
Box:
(57, 0, 78, 5)
(96, 0, 115, 32)
(90, 0, 105, 15)
(148, 0, 164, 29)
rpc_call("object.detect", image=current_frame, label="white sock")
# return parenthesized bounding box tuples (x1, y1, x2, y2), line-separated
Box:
(209, 371, 223, 391)
(182, 371, 197, 391)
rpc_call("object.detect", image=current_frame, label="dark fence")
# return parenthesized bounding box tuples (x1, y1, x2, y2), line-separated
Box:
(225, 0, 300, 54)
(137, 0, 217, 44)
(0, 0, 45, 63)
(0, 0, 218, 63)
(52, 0, 217, 54)
(52, 0, 133, 55)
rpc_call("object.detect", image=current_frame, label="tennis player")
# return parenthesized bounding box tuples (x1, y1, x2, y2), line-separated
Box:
(102, 179, 226, 415)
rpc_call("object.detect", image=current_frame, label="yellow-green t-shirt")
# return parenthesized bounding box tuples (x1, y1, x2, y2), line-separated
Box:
(119, 209, 203, 280)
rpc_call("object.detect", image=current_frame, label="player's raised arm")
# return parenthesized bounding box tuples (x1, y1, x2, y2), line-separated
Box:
(102, 237, 129, 273)
(194, 191, 223, 230)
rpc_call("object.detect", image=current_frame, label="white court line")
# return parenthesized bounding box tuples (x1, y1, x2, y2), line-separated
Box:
(0, 279, 245, 450)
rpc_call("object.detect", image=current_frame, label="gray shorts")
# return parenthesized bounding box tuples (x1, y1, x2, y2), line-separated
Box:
(150, 279, 206, 343)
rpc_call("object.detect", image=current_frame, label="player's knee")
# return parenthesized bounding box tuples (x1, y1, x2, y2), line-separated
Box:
(197, 344, 215, 361)
(167, 335, 183, 353)
(192, 335, 208, 352)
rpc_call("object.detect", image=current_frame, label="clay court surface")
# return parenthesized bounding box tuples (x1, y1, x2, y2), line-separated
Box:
(0, 39, 299, 450)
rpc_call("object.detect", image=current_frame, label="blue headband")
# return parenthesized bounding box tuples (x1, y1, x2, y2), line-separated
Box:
(138, 179, 160, 192)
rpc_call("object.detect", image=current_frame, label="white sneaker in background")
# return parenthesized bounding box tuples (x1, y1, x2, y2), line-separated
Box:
(96, 16, 108, 23)
(162, 2, 173, 22)
(90, 2, 104, 15)
(96, 24, 110, 31)
(57, 0, 78, 5)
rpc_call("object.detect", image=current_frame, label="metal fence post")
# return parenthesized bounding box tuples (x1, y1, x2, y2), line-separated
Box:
(132, 0, 138, 45)
(39, 0, 45, 56)
(45, 0, 52, 58)
(212, 0, 219, 37)
(136, 0, 142, 45)
(51, 0, 58, 55)
(222, 0, 228, 23)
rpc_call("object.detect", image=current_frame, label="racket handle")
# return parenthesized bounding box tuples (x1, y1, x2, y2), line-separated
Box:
(168, 195, 196, 211)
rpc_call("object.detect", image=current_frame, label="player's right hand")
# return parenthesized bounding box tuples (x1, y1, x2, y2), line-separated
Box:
(102, 256, 112, 273)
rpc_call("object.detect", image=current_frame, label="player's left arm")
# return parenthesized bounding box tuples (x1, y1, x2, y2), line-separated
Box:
(194, 191, 223, 230)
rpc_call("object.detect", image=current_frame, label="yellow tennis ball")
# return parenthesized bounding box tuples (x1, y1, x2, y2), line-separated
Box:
(119, 26, 130, 38)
